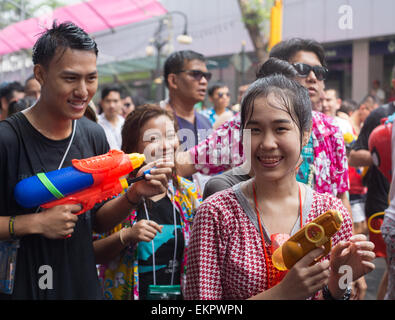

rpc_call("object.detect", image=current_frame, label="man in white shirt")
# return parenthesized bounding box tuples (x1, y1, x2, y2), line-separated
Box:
(323, 88, 354, 135)
(98, 85, 124, 150)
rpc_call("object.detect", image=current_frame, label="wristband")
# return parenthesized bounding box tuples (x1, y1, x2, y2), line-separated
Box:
(9, 216, 17, 240)
(119, 228, 128, 246)
(322, 284, 351, 300)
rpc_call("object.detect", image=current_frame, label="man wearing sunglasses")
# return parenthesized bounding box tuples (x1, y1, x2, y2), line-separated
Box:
(162, 50, 213, 150)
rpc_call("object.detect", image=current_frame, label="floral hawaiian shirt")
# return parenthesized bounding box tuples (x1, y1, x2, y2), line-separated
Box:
(190, 111, 349, 196)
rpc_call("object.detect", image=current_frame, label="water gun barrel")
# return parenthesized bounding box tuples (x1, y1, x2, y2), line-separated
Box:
(14, 167, 93, 208)
(14, 150, 145, 211)
(272, 210, 343, 271)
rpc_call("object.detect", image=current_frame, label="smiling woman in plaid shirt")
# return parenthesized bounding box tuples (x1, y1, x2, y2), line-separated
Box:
(185, 75, 375, 300)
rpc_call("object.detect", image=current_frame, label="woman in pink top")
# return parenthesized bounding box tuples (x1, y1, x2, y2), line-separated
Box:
(185, 75, 375, 300)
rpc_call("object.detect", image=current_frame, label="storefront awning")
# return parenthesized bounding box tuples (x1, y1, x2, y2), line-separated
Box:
(0, 0, 167, 56)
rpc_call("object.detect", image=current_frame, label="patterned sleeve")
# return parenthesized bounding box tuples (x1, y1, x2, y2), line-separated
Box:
(329, 122, 350, 195)
(312, 112, 349, 195)
(184, 199, 224, 300)
(189, 114, 244, 175)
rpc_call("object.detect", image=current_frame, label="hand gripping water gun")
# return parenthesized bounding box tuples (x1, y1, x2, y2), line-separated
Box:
(271, 210, 343, 271)
(14, 150, 146, 215)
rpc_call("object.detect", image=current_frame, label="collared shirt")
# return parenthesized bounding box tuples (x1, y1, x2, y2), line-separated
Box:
(98, 113, 124, 150)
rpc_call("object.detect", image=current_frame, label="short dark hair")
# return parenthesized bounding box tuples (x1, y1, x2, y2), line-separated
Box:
(208, 82, 227, 97)
(0, 81, 24, 102)
(32, 21, 98, 68)
(338, 99, 358, 115)
(240, 74, 312, 150)
(270, 38, 327, 68)
(360, 94, 378, 106)
(163, 50, 205, 87)
(325, 87, 340, 99)
(256, 57, 299, 80)
(101, 84, 122, 100)
(8, 96, 36, 117)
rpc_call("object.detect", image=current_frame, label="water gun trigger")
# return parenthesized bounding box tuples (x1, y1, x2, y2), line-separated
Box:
(41, 196, 89, 216)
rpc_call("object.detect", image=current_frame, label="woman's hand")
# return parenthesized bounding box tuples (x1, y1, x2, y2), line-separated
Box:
(127, 159, 174, 203)
(328, 234, 375, 298)
(125, 219, 163, 244)
(276, 247, 331, 299)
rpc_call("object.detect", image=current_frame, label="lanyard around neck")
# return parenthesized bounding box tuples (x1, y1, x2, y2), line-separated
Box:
(142, 181, 178, 286)
(252, 181, 303, 289)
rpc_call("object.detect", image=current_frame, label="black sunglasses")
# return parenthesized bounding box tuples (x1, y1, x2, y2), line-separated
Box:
(177, 69, 212, 81)
(292, 63, 328, 81)
(217, 92, 230, 98)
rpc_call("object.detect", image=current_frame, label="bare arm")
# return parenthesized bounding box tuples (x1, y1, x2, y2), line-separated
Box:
(94, 220, 162, 264)
(94, 161, 172, 233)
(0, 204, 80, 240)
(349, 149, 373, 167)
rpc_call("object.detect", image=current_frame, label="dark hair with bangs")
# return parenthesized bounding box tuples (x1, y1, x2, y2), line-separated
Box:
(121, 104, 181, 199)
(32, 21, 98, 68)
(240, 74, 312, 150)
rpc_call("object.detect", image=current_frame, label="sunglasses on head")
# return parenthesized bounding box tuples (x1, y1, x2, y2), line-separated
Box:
(292, 63, 328, 81)
(217, 92, 230, 98)
(177, 69, 212, 81)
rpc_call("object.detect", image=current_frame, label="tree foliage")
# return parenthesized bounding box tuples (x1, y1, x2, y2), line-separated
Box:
(237, 0, 274, 64)
(0, 0, 65, 28)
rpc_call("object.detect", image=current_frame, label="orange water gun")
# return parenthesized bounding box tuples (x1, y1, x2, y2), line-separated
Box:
(272, 210, 343, 270)
(14, 150, 146, 215)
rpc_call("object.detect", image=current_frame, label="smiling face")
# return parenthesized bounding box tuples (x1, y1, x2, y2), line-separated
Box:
(289, 51, 325, 106)
(137, 115, 179, 163)
(245, 93, 308, 182)
(35, 48, 98, 120)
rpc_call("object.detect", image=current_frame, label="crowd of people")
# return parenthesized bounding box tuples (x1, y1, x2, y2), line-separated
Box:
(0, 20, 394, 301)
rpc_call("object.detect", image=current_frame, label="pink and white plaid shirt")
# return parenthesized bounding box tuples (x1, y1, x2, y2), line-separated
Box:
(185, 188, 353, 300)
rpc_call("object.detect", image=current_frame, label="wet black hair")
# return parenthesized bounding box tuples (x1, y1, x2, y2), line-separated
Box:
(163, 50, 205, 87)
(32, 21, 98, 68)
(256, 57, 299, 80)
(240, 74, 312, 150)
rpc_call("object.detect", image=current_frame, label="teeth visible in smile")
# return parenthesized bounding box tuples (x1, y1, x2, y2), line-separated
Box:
(258, 156, 282, 163)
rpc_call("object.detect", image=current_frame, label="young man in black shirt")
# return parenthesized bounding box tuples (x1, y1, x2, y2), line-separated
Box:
(0, 22, 172, 299)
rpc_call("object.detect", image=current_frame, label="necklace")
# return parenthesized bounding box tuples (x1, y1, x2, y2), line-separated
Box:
(252, 181, 303, 289)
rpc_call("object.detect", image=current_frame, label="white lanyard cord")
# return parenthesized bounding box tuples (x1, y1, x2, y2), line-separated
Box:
(35, 119, 76, 213)
(58, 119, 77, 170)
(142, 180, 178, 286)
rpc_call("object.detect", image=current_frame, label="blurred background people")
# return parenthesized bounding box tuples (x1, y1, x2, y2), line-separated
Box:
(98, 84, 124, 149)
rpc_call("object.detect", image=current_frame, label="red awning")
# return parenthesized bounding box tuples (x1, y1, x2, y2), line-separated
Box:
(0, 0, 167, 56)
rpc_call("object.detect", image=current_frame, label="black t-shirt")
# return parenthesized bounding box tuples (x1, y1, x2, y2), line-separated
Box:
(352, 102, 395, 217)
(136, 196, 184, 300)
(0, 112, 109, 299)
(203, 166, 251, 200)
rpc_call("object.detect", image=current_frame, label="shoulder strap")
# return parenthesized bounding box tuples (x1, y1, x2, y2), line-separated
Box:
(3, 113, 40, 174)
